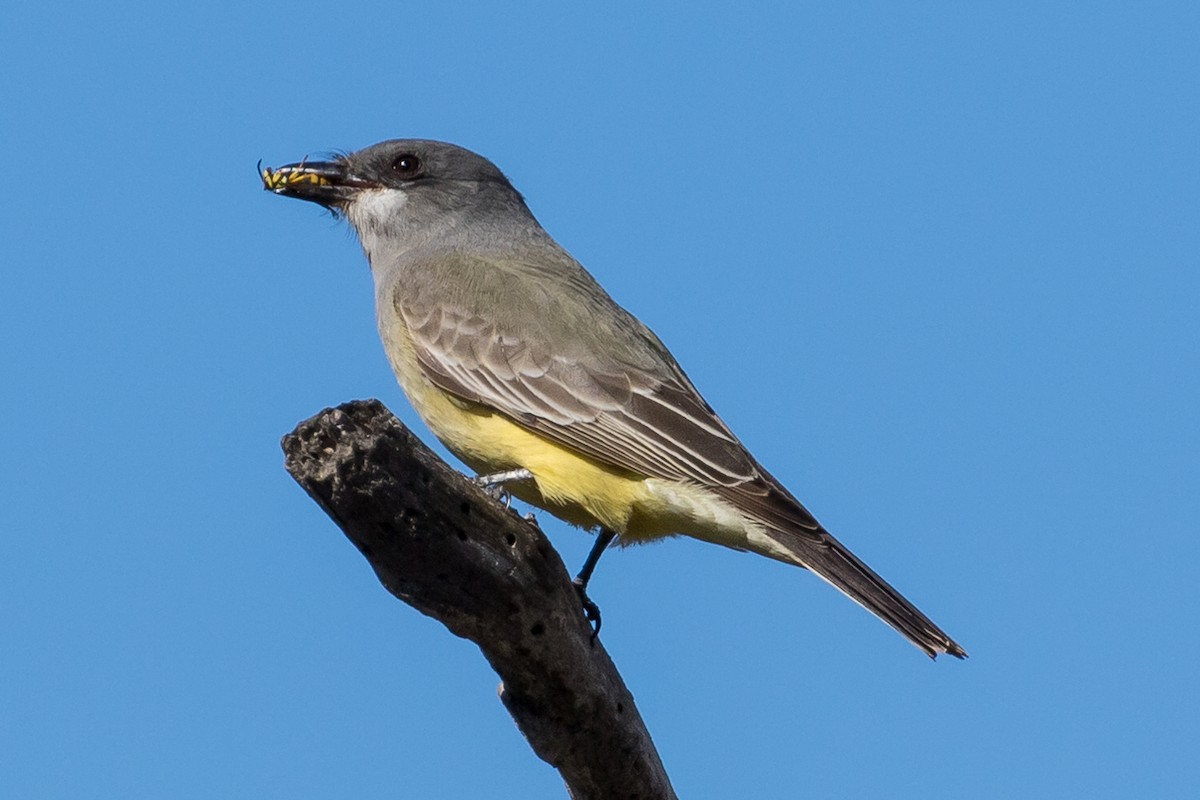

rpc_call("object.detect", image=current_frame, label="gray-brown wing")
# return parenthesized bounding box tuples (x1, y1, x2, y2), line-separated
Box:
(395, 274, 823, 535)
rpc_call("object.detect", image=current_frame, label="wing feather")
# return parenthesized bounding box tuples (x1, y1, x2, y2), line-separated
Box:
(403, 291, 761, 488)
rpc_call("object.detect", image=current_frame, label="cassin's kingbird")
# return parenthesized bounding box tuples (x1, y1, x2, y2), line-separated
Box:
(262, 139, 966, 659)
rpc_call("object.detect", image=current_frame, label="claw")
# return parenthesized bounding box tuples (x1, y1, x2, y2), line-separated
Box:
(573, 577, 603, 642)
(473, 468, 534, 511)
(481, 483, 513, 508)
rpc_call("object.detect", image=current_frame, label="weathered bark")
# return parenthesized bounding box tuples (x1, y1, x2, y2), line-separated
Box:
(282, 399, 677, 800)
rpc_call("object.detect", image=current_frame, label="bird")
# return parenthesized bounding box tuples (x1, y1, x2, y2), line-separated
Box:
(261, 139, 966, 659)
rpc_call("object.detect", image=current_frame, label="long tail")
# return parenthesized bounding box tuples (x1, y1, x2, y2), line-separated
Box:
(755, 524, 967, 659)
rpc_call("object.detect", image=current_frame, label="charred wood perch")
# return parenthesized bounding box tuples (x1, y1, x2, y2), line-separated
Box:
(282, 399, 677, 800)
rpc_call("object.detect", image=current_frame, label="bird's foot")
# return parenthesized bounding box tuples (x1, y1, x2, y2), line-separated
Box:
(481, 484, 511, 506)
(570, 528, 615, 644)
(572, 577, 603, 643)
(473, 468, 534, 508)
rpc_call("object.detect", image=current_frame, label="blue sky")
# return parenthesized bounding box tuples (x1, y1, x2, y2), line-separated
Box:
(3, 2, 1197, 797)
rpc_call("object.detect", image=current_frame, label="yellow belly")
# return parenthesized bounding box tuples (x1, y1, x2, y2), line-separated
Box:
(437, 401, 665, 535)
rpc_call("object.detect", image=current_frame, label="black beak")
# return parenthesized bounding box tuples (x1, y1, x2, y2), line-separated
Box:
(259, 158, 376, 207)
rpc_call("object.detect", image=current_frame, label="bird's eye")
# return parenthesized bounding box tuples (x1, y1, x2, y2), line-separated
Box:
(391, 154, 422, 176)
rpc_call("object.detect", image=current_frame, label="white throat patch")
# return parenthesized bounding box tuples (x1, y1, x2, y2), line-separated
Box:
(347, 188, 409, 232)
(346, 188, 411, 262)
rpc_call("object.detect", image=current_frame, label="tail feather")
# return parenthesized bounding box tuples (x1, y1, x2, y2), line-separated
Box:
(754, 525, 967, 659)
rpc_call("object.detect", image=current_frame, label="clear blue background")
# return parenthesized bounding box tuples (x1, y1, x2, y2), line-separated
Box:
(3, 3, 1197, 798)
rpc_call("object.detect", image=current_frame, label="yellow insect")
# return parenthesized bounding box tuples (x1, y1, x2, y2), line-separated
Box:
(259, 157, 328, 192)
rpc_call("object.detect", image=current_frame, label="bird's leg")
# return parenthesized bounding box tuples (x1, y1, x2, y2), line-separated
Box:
(475, 468, 534, 486)
(473, 468, 534, 507)
(573, 528, 617, 640)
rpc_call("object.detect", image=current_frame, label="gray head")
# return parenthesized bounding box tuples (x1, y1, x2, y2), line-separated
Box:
(261, 139, 536, 258)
